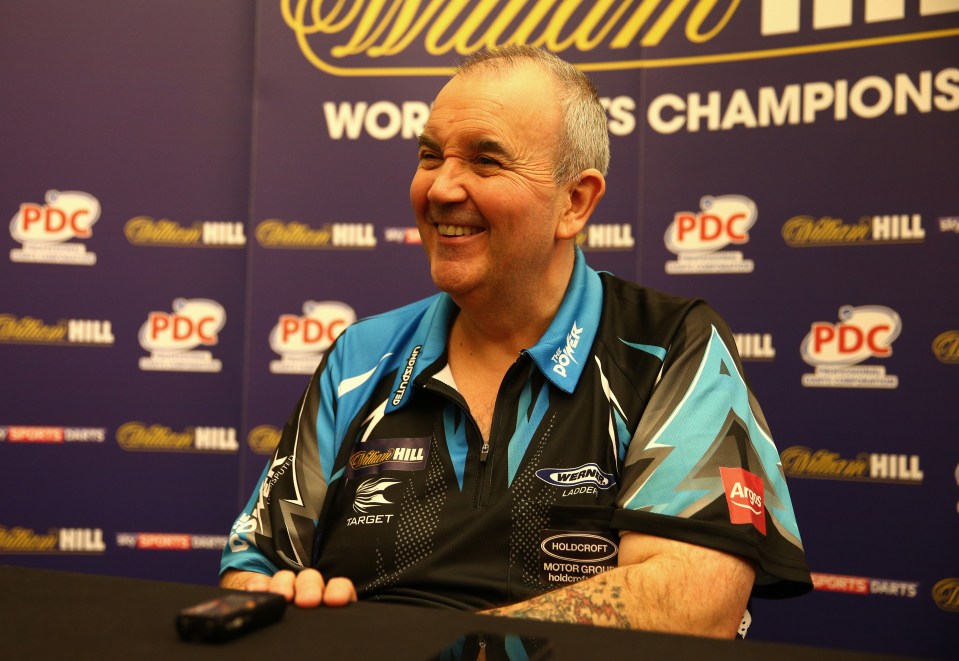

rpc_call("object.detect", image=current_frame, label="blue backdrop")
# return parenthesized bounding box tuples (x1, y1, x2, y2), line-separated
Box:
(1, 1, 957, 657)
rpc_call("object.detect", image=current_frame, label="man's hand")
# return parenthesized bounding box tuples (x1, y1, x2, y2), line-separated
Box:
(220, 569, 357, 609)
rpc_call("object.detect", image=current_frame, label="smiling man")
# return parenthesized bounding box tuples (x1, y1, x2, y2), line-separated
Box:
(220, 45, 811, 639)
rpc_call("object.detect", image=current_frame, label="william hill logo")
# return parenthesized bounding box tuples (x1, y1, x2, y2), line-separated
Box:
(116, 423, 239, 453)
(124, 217, 246, 247)
(782, 446, 923, 485)
(782, 214, 926, 247)
(933, 330, 959, 364)
(279, 0, 959, 76)
(0, 526, 106, 554)
(248, 425, 282, 455)
(0, 314, 114, 346)
(932, 578, 959, 612)
(255, 220, 376, 249)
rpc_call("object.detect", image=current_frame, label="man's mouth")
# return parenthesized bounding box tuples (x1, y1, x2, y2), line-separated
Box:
(437, 224, 484, 237)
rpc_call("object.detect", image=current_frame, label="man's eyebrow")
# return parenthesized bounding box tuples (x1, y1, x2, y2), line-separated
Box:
(416, 134, 513, 160)
(474, 138, 512, 160)
(417, 134, 440, 151)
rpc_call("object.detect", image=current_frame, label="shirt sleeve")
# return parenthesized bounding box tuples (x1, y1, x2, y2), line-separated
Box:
(219, 349, 339, 577)
(611, 303, 812, 598)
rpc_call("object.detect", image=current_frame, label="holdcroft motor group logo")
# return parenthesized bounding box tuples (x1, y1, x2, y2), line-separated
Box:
(138, 298, 226, 372)
(0, 525, 106, 554)
(255, 220, 376, 249)
(781, 446, 923, 485)
(116, 422, 239, 453)
(664, 195, 756, 274)
(9, 190, 100, 265)
(539, 531, 618, 584)
(269, 301, 356, 374)
(124, 216, 246, 247)
(279, 0, 959, 76)
(800, 305, 901, 388)
(782, 213, 925, 247)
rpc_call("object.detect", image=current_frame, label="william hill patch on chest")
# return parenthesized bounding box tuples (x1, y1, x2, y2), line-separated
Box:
(346, 436, 430, 478)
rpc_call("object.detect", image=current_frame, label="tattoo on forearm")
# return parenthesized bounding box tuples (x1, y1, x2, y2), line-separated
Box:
(484, 576, 632, 628)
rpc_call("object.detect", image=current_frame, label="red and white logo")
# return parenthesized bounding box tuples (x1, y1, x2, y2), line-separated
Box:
(720, 467, 766, 535)
(383, 227, 422, 244)
(138, 298, 226, 372)
(664, 195, 756, 274)
(269, 300, 355, 374)
(802, 305, 900, 366)
(801, 305, 900, 389)
(9, 190, 100, 265)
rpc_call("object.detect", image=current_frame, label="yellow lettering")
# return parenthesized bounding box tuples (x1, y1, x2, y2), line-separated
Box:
(686, 0, 739, 43)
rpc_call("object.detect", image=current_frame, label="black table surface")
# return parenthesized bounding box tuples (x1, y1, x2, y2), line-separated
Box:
(0, 565, 919, 660)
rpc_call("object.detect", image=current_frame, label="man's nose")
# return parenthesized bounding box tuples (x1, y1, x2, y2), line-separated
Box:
(426, 159, 468, 204)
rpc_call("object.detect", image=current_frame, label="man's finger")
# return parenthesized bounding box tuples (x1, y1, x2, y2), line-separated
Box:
(322, 577, 358, 607)
(293, 569, 325, 608)
(268, 570, 297, 602)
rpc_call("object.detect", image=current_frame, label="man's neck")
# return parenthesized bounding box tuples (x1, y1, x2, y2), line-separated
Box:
(449, 249, 575, 357)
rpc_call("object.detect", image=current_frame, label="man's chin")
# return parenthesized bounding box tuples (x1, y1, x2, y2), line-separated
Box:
(430, 266, 482, 300)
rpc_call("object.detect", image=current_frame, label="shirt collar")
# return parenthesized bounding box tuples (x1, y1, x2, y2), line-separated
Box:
(386, 248, 603, 411)
(523, 248, 603, 393)
(385, 293, 457, 414)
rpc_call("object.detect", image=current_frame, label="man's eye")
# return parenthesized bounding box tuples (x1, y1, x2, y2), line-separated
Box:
(475, 156, 501, 167)
(418, 151, 440, 166)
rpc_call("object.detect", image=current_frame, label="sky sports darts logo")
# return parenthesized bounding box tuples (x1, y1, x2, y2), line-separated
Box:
(9, 190, 100, 265)
(801, 305, 901, 389)
(812, 573, 919, 600)
(269, 300, 356, 374)
(138, 298, 226, 372)
(664, 195, 756, 274)
(115, 533, 227, 551)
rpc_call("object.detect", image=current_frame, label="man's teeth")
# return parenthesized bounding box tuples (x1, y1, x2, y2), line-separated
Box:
(438, 224, 482, 237)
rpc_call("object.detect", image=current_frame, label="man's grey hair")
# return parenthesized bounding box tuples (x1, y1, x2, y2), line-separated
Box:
(456, 45, 610, 185)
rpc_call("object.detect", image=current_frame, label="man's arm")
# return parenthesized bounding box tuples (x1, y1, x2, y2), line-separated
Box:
(480, 531, 755, 638)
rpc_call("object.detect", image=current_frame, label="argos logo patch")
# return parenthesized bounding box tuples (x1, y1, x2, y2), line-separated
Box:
(720, 467, 766, 535)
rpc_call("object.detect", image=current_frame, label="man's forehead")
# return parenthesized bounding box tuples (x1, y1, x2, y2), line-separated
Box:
(421, 63, 559, 146)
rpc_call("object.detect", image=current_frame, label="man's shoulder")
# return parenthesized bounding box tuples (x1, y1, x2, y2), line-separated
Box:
(333, 293, 446, 354)
(598, 272, 702, 320)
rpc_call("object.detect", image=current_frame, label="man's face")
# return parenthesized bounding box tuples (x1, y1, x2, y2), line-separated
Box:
(410, 62, 569, 304)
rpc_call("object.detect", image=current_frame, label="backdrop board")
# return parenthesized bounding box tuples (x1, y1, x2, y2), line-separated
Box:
(1, 1, 956, 658)
(0, 0, 256, 584)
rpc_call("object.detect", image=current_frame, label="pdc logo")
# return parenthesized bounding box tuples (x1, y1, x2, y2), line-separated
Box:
(138, 298, 226, 372)
(801, 305, 901, 389)
(9, 190, 100, 266)
(664, 195, 756, 274)
(269, 300, 356, 374)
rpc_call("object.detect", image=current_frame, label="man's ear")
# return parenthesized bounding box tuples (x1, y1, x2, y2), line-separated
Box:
(556, 169, 607, 240)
